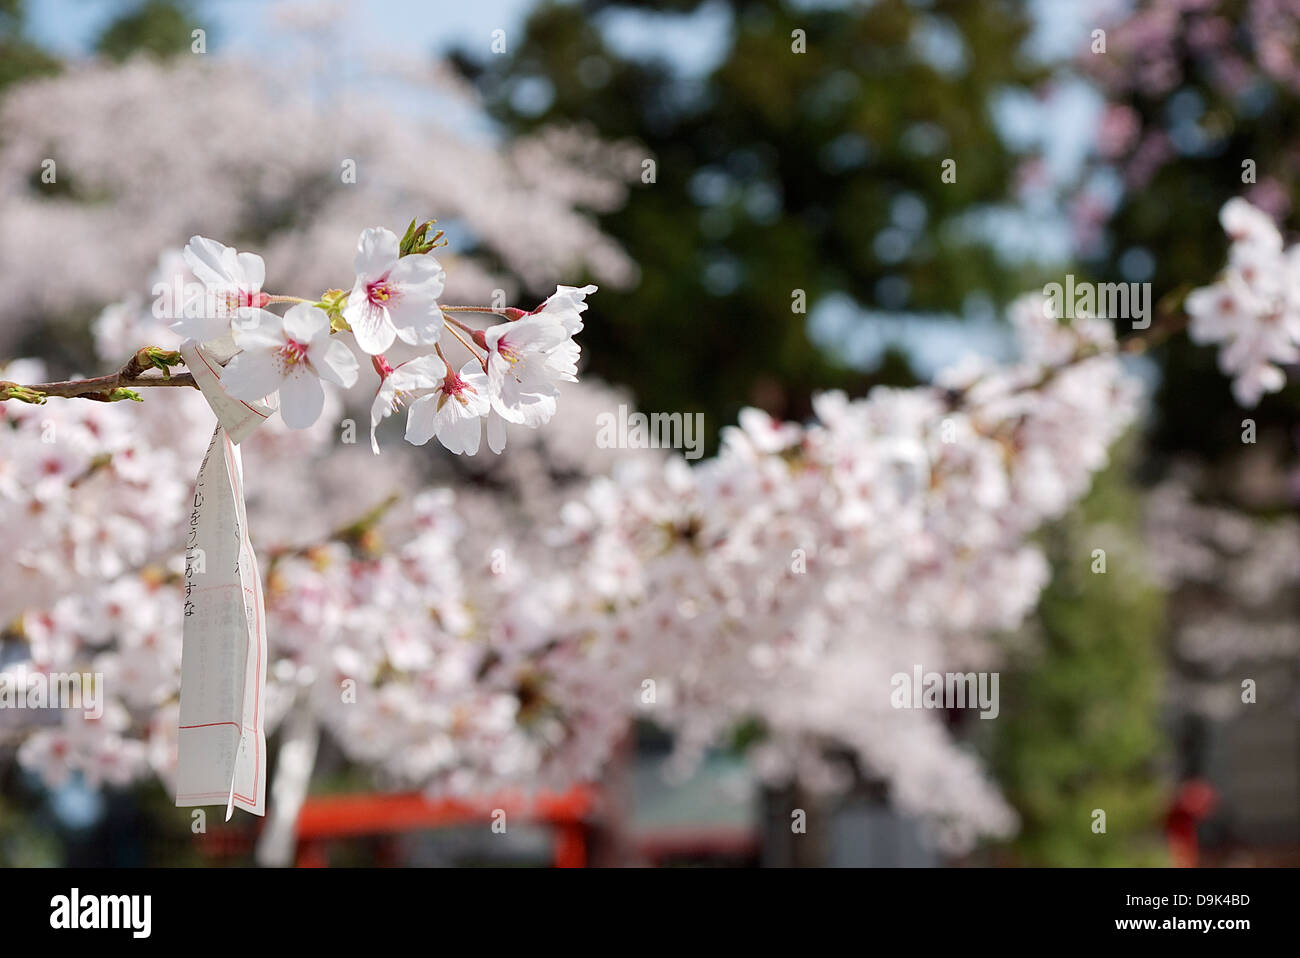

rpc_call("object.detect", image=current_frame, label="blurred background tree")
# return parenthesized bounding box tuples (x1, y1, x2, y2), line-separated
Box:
(992, 445, 1168, 866)
(0, 0, 1190, 865)
(96, 0, 199, 62)
(457, 0, 1171, 865)
(0, 0, 60, 90)
(454, 0, 1050, 445)
(1059, 0, 1300, 863)
(1072, 0, 1300, 468)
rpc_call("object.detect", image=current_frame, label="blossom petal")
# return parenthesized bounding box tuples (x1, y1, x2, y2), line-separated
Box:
(234, 252, 265, 290)
(283, 303, 330, 344)
(404, 395, 439, 445)
(343, 288, 397, 355)
(170, 313, 233, 345)
(507, 391, 557, 428)
(545, 339, 581, 381)
(393, 320, 442, 347)
(439, 408, 481, 456)
(457, 363, 492, 417)
(486, 409, 508, 454)
(221, 348, 282, 401)
(183, 236, 236, 289)
(392, 354, 446, 390)
(390, 254, 445, 302)
(369, 384, 396, 454)
(311, 338, 359, 388)
(353, 227, 399, 278)
(230, 309, 284, 349)
(277, 369, 325, 429)
(538, 284, 597, 334)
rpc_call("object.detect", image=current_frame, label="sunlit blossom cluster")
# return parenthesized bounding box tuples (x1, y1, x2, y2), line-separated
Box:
(3, 279, 1139, 847)
(1185, 198, 1300, 406)
(173, 231, 594, 455)
(537, 295, 1140, 847)
(0, 32, 1184, 853)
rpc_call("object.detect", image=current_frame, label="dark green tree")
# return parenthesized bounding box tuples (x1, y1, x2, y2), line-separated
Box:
(992, 444, 1168, 866)
(0, 0, 60, 91)
(465, 1, 1171, 862)
(96, 0, 200, 62)
(456, 0, 1047, 442)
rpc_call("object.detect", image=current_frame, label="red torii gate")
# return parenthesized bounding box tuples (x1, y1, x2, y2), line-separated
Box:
(291, 786, 598, 867)
(192, 785, 597, 867)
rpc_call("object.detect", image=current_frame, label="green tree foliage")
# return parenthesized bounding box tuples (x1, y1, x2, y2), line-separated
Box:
(97, 0, 199, 62)
(992, 443, 1168, 866)
(467, 0, 1171, 862)
(456, 0, 1045, 440)
(0, 0, 60, 91)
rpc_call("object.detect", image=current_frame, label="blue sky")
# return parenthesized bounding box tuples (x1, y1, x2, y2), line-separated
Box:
(26, 0, 1098, 208)
(26, 0, 744, 76)
(26, 0, 1114, 61)
(27, 0, 538, 57)
(24, 0, 1111, 373)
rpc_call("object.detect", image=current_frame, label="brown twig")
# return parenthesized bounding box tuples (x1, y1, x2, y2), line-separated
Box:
(1, 348, 198, 403)
(939, 297, 1192, 412)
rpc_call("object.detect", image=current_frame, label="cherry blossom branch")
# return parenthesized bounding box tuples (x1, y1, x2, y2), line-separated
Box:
(0, 347, 196, 404)
(942, 299, 1188, 411)
(1119, 293, 1189, 355)
(1, 227, 590, 458)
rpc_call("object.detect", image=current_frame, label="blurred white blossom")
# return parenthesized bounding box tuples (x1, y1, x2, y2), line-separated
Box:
(1186, 198, 1300, 405)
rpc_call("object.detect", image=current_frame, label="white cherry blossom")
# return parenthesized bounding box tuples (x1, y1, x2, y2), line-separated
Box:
(518, 284, 598, 335)
(368, 354, 447, 454)
(342, 228, 446, 355)
(405, 359, 491, 455)
(1187, 198, 1300, 406)
(223, 304, 359, 429)
(174, 236, 269, 344)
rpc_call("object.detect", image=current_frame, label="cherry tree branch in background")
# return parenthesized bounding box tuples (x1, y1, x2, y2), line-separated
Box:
(941, 300, 1189, 412)
(0, 346, 195, 403)
(1119, 288, 1191, 355)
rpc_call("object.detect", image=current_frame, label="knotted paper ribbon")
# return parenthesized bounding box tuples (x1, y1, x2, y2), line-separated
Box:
(174, 339, 272, 819)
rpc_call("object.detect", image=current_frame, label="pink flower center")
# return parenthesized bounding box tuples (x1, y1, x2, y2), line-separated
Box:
(437, 371, 477, 409)
(496, 335, 522, 365)
(367, 276, 400, 307)
(277, 338, 309, 370)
